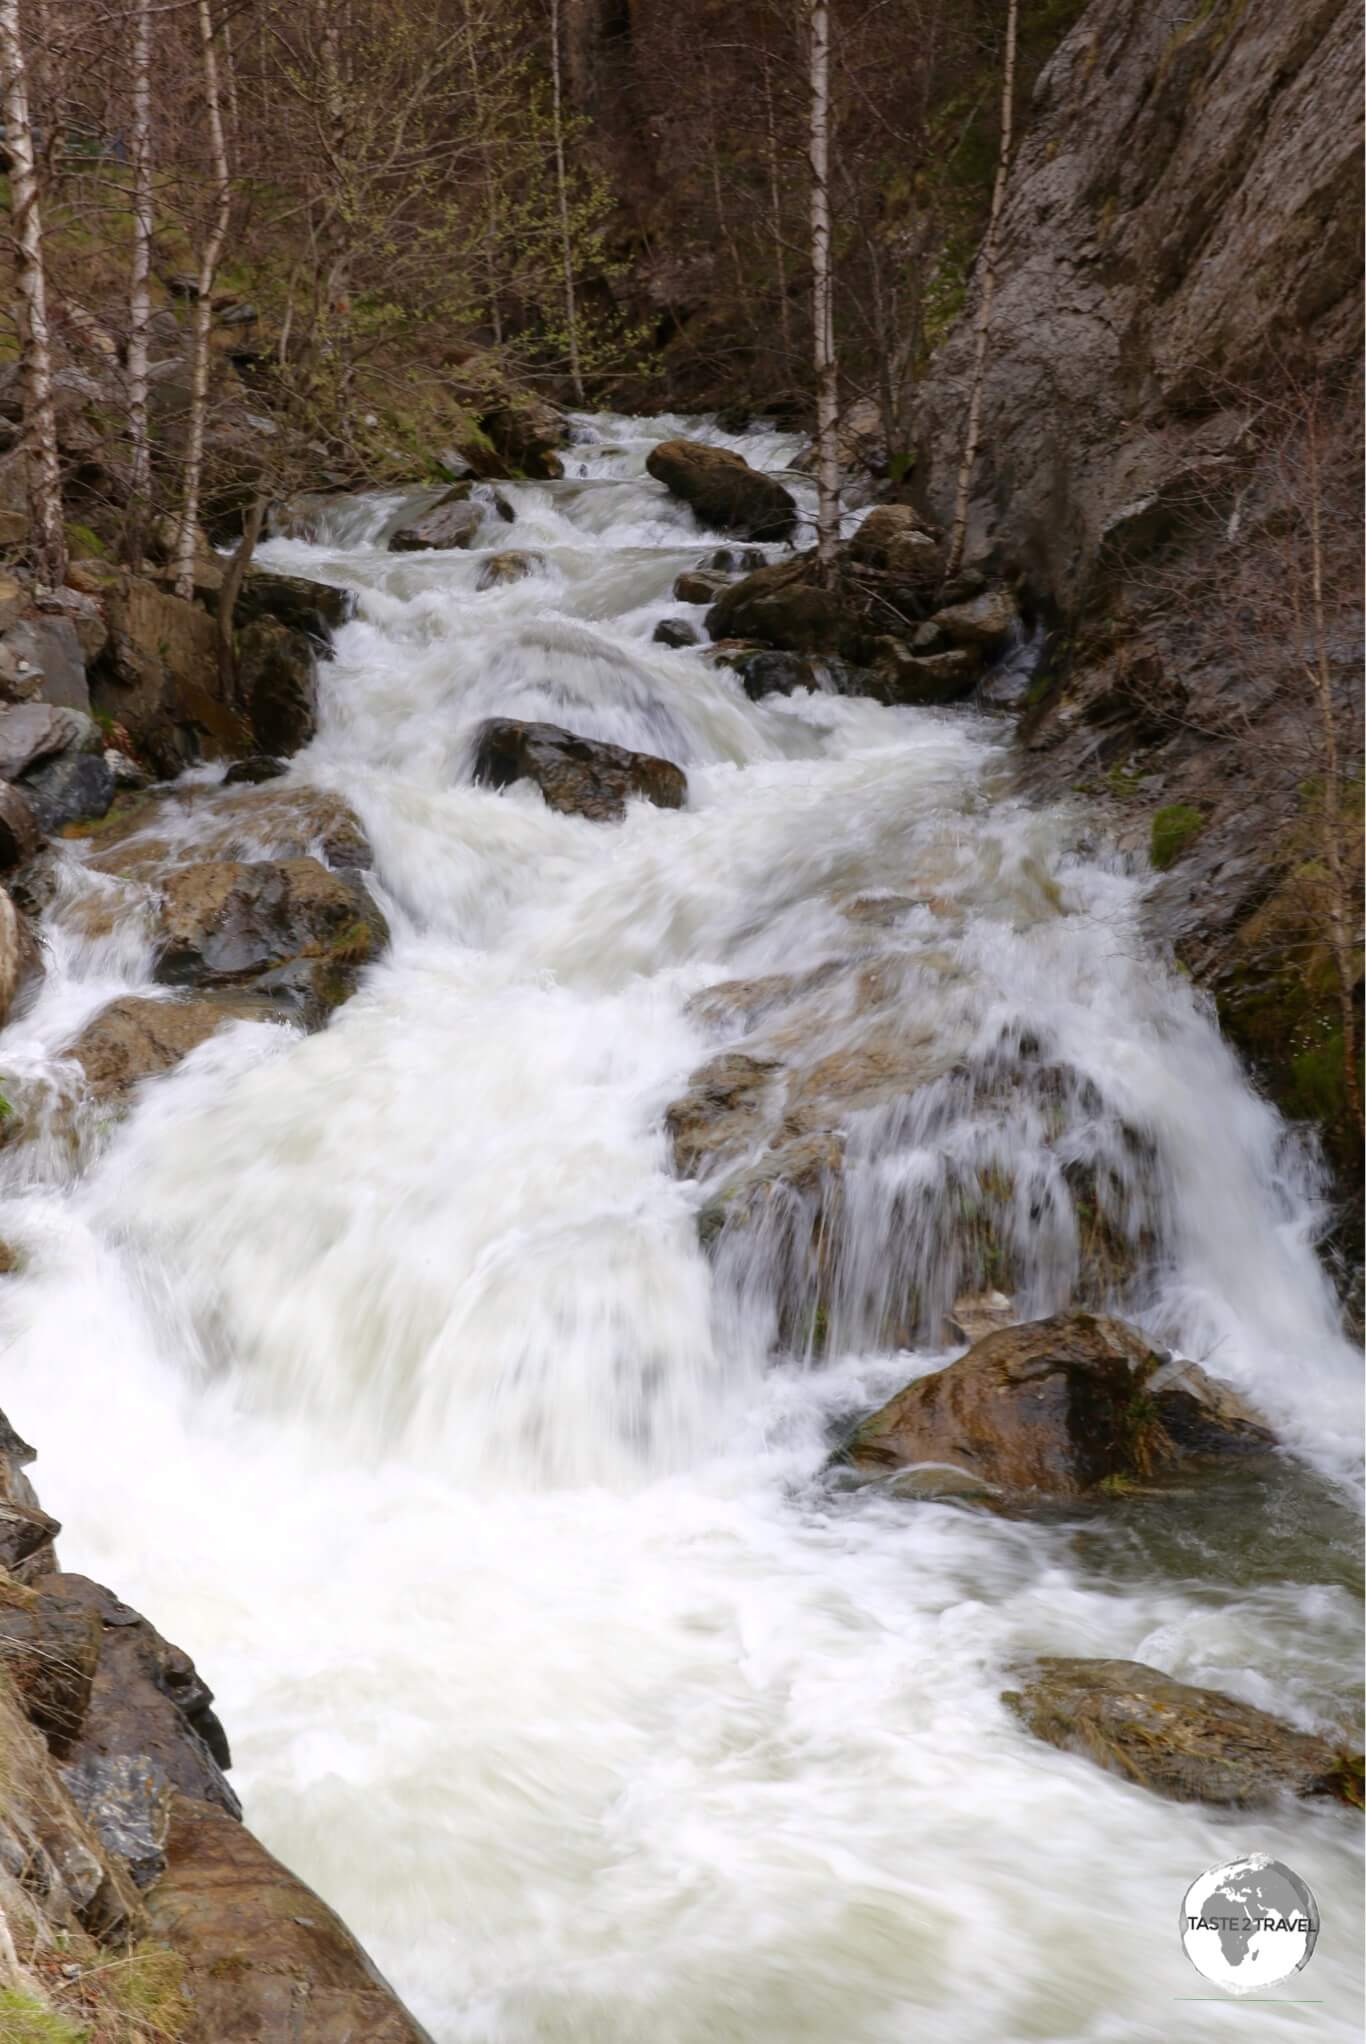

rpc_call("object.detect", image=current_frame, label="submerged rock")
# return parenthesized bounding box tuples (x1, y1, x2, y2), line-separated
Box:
(646, 439, 796, 542)
(1005, 1657, 1364, 1808)
(653, 618, 698, 649)
(666, 1052, 779, 1176)
(390, 488, 481, 553)
(65, 993, 280, 1105)
(476, 549, 540, 590)
(844, 1313, 1274, 1498)
(673, 567, 732, 605)
(472, 718, 687, 823)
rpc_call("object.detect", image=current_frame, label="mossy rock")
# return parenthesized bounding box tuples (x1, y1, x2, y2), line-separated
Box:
(1149, 802, 1205, 870)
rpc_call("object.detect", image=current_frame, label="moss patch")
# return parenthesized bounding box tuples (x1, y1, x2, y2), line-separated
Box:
(1149, 803, 1205, 870)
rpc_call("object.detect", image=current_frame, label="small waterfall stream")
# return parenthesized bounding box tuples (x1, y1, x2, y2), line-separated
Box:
(0, 411, 1359, 2039)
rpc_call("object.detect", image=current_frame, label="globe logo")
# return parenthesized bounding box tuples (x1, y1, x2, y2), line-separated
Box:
(1181, 1856, 1320, 1995)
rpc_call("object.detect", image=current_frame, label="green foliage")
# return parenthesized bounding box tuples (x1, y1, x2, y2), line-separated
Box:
(1149, 804, 1205, 870)
(0, 1988, 87, 2044)
(62, 523, 107, 561)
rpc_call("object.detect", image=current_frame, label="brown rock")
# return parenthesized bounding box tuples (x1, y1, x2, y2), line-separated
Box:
(65, 994, 277, 1104)
(647, 439, 796, 542)
(849, 505, 944, 583)
(390, 488, 481, 553)
(1005, 1657, 1364, 1808)
(148, 1794, 434, 2043)
(239, 618, 317, 757)
(93, 575, 248, 776)
(929, 586, 1019, 647)
(152, 858, 387, 1015)
(472, 719, 687, 823)
(705, 557, 864, 660)
(0, 885, 42, 1025)
(867, 641, 980, 705)
(50, 1574, 237, 1821)
(0, 1578, 102, 1757)
(844, 1312, 1274, 1497)
(673, 568, 732, 604)
(476, 550, 539, 591)
(666, 1052, 780, 1176)
(481, 397, 566, 479)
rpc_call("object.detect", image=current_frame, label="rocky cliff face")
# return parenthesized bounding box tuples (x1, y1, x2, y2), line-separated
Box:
(913, 0, 1362, 604)
(912, 0, 1363, 1270)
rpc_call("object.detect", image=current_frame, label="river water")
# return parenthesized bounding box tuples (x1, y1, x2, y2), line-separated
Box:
(0, 412, 1360, 2039)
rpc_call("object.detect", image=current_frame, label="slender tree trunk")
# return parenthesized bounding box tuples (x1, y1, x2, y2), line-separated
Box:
(0, 0, 66, 588)
(173, 0, 232, 601)
(947, 0, 1017, 576)
(124, 0, 153, 568)
(216, 492, 265, 698)
(763, 57, 792, 370)
(549, 0, 583, 404)
(807, 0, 839, 575)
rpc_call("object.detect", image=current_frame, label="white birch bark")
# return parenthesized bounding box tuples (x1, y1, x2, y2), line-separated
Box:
(173, 0, 233, 601)
(0, 0, 66, 587)
(808, 0, 840, 575)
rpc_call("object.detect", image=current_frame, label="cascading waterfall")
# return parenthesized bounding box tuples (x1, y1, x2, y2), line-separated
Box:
(0, 410, 1359, 2039)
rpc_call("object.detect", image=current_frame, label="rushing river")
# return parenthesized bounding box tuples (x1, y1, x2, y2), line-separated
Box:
(0, 412, 1360, 2039)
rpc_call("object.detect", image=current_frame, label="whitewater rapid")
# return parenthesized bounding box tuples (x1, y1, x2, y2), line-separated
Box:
(0, 411, 1360, 2039)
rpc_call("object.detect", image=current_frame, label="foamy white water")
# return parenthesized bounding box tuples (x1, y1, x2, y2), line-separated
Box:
(0, 410, 1360, 2039)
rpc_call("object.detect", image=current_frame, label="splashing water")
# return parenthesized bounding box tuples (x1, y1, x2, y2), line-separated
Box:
(0, 410, 1359, 2039)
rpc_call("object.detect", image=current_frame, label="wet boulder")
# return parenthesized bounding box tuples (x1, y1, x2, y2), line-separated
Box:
(1005, 1657, 1364, 1809)
(21, 747, 116, 830)
(234, 568, 348, 641)
(844, 1312, 1274, 1498)
(49, 1574, 237, 1826)
(929, 585, 1020, 649)
(92, 574, 249, 776)
(390, 488, 481, 553)
(849, 505, 943, 585)
(152, 857, 387, 1021)
(666, 1052, 780, 1177)
(147, 1793, 435, 2043)
(866, 640, 980, 706)
(472, 718, 687, 823)
(65, 993, 279, 1107)
(673, 568, 732, 605)
(223, 753, 287, 785)
(238, 616, 317, 756)
(480, 396, 566, 480)
(0, 885, 42, 1025)
(720, 647, 869, 700)
(653, 618, 698, 649)
(476, 549, 540, 591)
(646, 440, 796, 542)
(705, 557, 865, 661)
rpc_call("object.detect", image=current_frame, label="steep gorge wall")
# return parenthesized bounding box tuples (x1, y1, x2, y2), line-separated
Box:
(912, 0, 1362, 604)
(911, 0, 1364, 1265)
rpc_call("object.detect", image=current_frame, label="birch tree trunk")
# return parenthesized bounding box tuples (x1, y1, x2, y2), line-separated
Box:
(549, 0, 584, 404)
(947, 0, 1018, 576)
(0, 0, 66, 588)
(808, 0, 840, 575)
(125, 0, 153, 567)
(173, 0, 233, 601)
